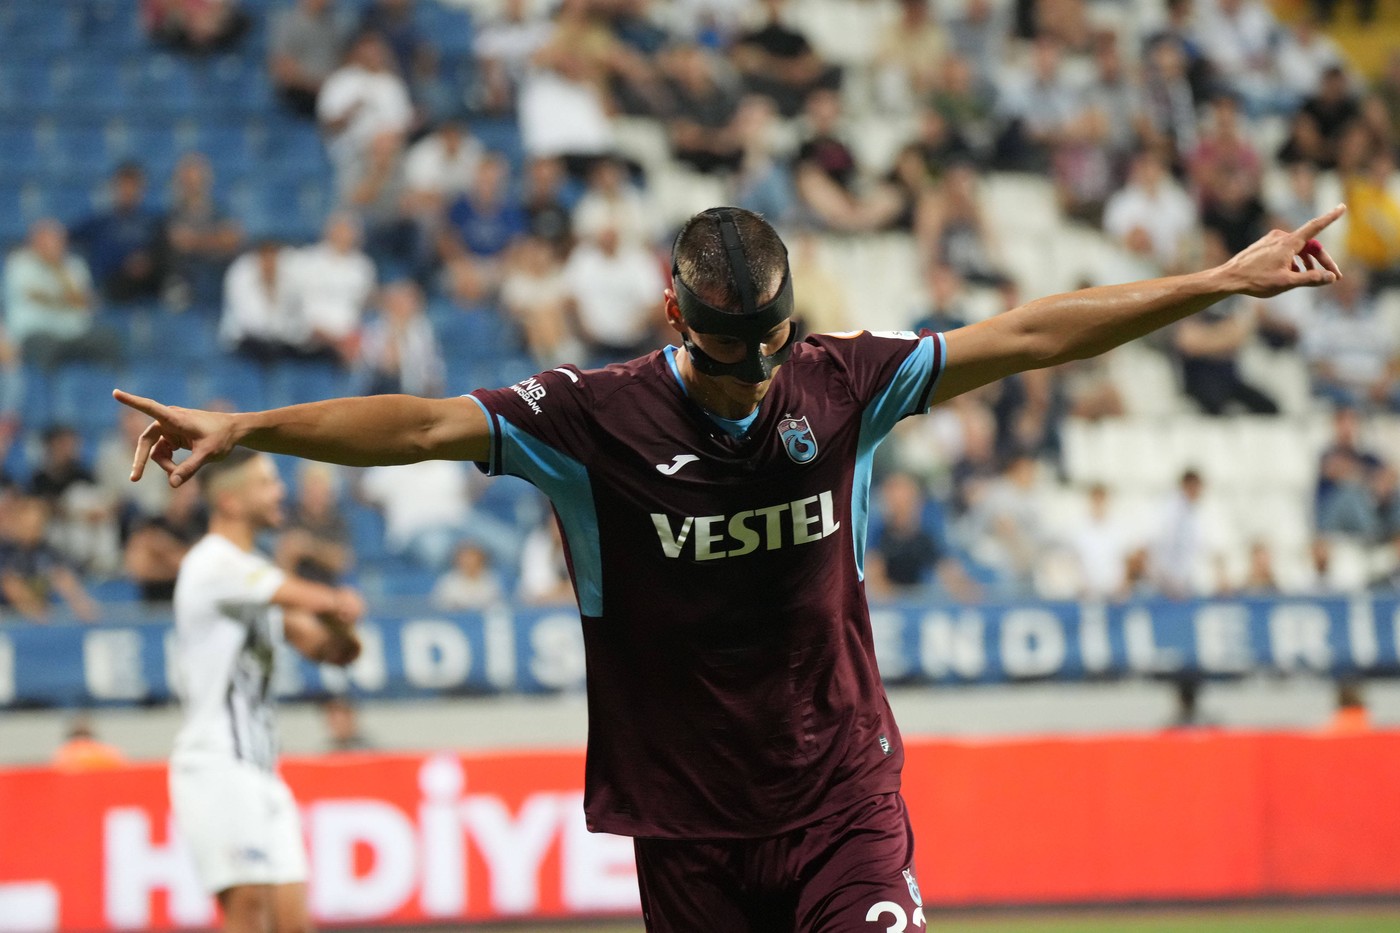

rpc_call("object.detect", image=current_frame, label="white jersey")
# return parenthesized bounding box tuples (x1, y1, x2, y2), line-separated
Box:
(172, 534, 288, 772)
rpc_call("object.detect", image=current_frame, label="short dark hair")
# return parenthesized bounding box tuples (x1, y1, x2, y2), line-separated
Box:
(200, 447, 262, 499)
(673, 208, 788, 313)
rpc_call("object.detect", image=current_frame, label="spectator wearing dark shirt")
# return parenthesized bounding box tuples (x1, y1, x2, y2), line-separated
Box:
(522, 157, 575, 257)
(1171, 234, 1278, 416)
(165, 153, 244, 311)
(865, 472, 979, 602)
(661, 44, 744, 174)
(143, 0, 249, 55)
(276, 462, 352, 585)
(124, 479, 206, 603)
(361, 0, 440, 105)
(442, 153, 529, 269)
(29, 426, 95, 503)
(793, 89, 907, 232)
(269, 0, 356, 119)
(0, 496, 99, 622)
(731, 0, 840, 117)
(71, 163, 167, 304)
(1315, 406, 1400, 540)
(1302, 67, 1361, 168)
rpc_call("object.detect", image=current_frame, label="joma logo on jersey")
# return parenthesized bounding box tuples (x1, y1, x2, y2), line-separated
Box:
(511, 377, 547, 414)
(651, 490, 841, 561)
(778, 416, 818, 463)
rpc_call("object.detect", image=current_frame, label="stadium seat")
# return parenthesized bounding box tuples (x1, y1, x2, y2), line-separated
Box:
(124, 363, 201, 410)
(146, 312, 219, 365)
(51, 364, 123, 433)
(0, 125, 44, 176)
(266, 360, 351, 407)
(345, 503, 389, 563)
(205, 355, 268, 411)
(435, 308, 517, 363)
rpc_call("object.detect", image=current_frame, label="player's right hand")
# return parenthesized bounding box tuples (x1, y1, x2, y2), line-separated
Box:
(112, 389, 239, 489)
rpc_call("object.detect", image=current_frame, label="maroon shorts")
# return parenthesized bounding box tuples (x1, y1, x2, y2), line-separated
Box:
(632, 793, 924, 933)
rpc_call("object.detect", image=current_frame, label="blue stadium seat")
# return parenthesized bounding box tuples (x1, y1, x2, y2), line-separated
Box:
(475, 478, 545, 532)
(379, 566, 438, 599)
(89, 579, 140, 602)
(124, 363, 201, 409)
(346, 503, 389, 563)
(17, 366, 56, 430)
(79, 0, 146, 52)
(134, 56, 200, 117)
(7, 6, 78, 52)
(206, 355, 268, 411)
(112, 124, 180, 179)
(0, 125, 44, 175)
(418, 2, 475, 56)
(0, 182, 34, 246)
(434, 308, 517, 363)
(266, 360, 350, 407)
(50, 123, 112, 176)
(50, 364, 123, 433)
(38, 184, 99, 225)
(146, 312, 220, 365)
(473, 118, 526, 173)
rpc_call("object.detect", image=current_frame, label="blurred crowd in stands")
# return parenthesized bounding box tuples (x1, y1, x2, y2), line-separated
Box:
(2, 0, 1400, 622)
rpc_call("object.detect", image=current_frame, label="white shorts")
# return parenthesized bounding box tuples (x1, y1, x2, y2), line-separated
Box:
(168, 758, 308, 894)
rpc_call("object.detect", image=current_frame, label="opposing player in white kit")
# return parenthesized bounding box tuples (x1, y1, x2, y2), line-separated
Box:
(169, 449, 363, 933)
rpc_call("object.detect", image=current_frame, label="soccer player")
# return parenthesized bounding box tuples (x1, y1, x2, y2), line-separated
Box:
(119, 205, 1344, 932)
(168, 449, 363, 933)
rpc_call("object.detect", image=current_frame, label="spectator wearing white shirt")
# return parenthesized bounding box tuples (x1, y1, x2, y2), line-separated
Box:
(517, 517, 574, 606)
(518, 51, 615, 173)
(218, 240, 309, 363)
(1275, 15, 1346, 103)
(431, 542, 506, 611)
(269, 0, 356, 119)
(473, 0, 552, 114)
(1070, 484, 1131, 600)
(295, 212, 375, 365)
(1149, 469, 1228, 598)
(571, 157, 658, 247)
(359, 458, 518, 570)
(403, 121, 484, 214)
(1194, 0, 1286, 115)
(501, 235, 583, 368)
(1303, 271, 1399, 411)
(318, 31, 414, 193)
(1103, 150, 1199, 273)
(563, 226, 664, 364)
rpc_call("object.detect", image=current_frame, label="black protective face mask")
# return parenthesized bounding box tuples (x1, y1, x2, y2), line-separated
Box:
(671, 208, 798, 384)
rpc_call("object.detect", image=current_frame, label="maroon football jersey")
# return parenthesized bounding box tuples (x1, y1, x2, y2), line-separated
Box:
(468, 331, 945, 838)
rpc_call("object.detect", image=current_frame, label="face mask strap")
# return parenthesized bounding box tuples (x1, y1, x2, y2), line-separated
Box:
(670, 208, 798, 383)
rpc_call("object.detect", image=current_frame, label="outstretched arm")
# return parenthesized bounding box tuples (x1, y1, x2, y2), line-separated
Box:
(112, 391, 490, 488)
(932, 205, 1346, 404)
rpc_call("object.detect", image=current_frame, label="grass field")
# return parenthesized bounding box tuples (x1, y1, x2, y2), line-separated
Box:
(449, 906, 1400, 932)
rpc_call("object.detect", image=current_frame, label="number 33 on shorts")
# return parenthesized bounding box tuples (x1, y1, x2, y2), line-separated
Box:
(865, 868, 926, 930)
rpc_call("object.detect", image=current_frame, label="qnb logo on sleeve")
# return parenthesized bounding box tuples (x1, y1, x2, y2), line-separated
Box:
(778, 415, 818, 463)
(651, 490, 841, 561)
(511, 377, 547, 414)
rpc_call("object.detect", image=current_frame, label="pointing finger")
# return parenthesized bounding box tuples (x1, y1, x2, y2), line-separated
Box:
(1292, 203, 1347, 244)
(112, 389, 176, 423)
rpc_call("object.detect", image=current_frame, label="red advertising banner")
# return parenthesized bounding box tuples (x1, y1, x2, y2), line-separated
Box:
(3, 732, 1399, 931)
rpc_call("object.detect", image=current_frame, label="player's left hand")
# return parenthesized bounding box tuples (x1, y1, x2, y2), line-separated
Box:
(112, 389, 239, 488)
(1218, 204, 1346, 299)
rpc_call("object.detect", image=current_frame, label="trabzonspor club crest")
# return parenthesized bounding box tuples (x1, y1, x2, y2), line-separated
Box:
(778, 416, 818, 463)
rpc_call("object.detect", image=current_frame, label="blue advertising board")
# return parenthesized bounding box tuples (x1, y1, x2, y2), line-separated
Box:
(3, 596, 1398, 708)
